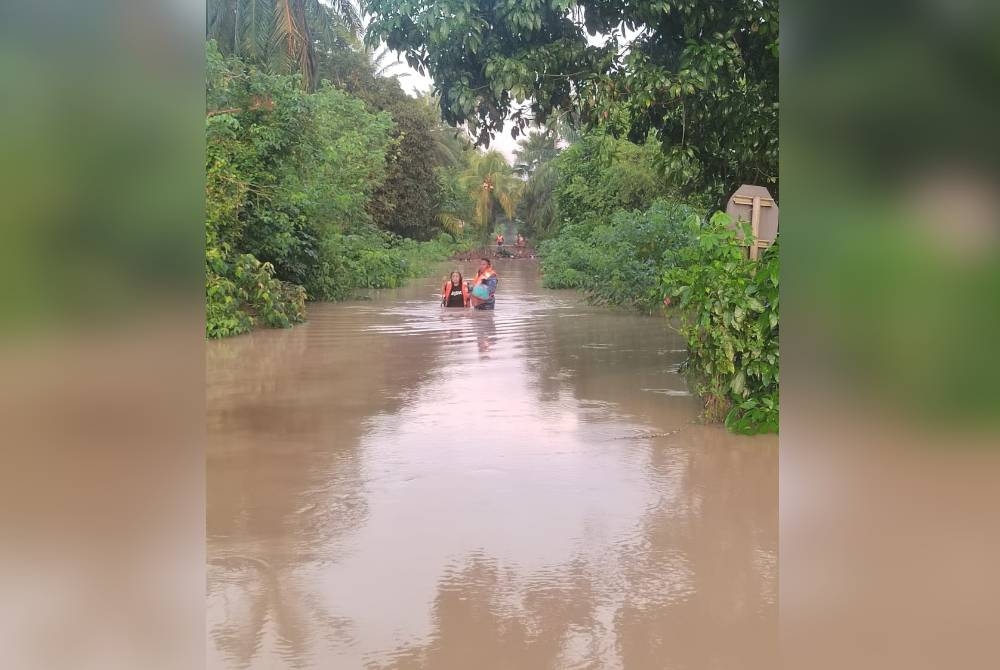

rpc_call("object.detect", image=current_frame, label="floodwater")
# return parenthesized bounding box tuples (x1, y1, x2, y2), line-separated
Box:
(207, 260, 777, 670)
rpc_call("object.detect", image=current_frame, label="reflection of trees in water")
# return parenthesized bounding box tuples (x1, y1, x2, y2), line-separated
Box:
(513, 293, 777, 668)
(615, 427, 778, 669)
(519, 307, 564, 403)
(208, 556, 355, 670)
(207, 308, 449, 667)
(368, 428, 777, 670)
(369, 552, 601, 670)
(521, 305, 696, 424)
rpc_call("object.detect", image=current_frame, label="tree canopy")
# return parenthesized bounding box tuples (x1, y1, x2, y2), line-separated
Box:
(365, 0, 778, 202)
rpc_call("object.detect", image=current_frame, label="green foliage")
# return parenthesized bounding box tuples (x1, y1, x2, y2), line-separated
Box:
(518, 161, 560, 240)
(206, 247, 306, 338)
(513, 131, 560, 177)
(367, 100, 449, 240)
(330, 74, 474, 243)
(539, 199, 700, 311)
(537, 130, 703, 310)
(662, 213, 779, 434)
(513, 131, 561, 240)
(365, 0, 778, 202)
(436, 165, 474, 233)
(206, 41, 392, 296)
(439, 151, 522, 245)
(552, 132, 676, 231)
(206, 42, 474, 337)
(316, 227, 468, 298)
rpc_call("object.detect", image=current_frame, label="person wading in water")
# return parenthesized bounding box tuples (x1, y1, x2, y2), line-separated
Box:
(470, 258, 499, 310)
(441, 271, 469, 307)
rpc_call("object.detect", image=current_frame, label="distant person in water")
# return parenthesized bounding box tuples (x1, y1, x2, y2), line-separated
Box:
(515, 232, 526, 257)
(470, 258, 498, 310)
(495, 232, 504, 248)
(441, 271, 469, 307)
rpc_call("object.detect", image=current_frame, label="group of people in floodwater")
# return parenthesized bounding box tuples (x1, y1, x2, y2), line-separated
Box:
(495, 231, 529, 257)
(494, 232, 526, 248)
(441, 258, 499, 311)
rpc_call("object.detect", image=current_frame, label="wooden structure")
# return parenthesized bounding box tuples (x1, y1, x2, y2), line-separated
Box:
(725, 185, 778, 260)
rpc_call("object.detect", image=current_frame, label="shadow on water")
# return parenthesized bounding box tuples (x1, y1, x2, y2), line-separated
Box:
(207, 259, 777, 669)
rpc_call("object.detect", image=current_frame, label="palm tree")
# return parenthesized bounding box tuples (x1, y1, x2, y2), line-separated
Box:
(207, 0, 362, 90)
(553, 112, 583, 145)
(409, 94, 476, 167)
(367, 45, 410, 80)
(513, 131, 559, 177)
(518, 161, 560, 239)
(456, 151, 522, 245)
(511, 128, 563, 239)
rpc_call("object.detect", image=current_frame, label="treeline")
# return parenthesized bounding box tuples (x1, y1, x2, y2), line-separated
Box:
(205, 1, 491, 338)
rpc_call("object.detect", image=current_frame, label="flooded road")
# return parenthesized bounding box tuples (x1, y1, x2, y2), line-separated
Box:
(207, 260, 777, 669)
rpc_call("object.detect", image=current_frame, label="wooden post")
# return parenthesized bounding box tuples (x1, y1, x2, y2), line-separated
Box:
(727, 186, 778, 260)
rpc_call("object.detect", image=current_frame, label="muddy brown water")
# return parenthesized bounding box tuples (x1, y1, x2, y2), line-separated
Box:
(207, 260, 777, 669)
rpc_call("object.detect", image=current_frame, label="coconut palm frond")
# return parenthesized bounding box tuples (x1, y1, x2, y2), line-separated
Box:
(210, 0, 366, 90)
(273, 0, 302, 52)
(326, 0, 362, 35)
(437, 213, 465, 235)
(426, 124, 471, 167)
(207, 0, 234, 43)
(513, 130, 560, 174)
(496, 191, 518, 220)
(238, 0, 274, 63)
(272, 0, 317, 86)
(366, 45, 411, 80)
(305, 1, 357, 54)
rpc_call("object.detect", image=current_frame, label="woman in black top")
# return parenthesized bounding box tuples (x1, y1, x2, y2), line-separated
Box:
(441, 271, 469, 307)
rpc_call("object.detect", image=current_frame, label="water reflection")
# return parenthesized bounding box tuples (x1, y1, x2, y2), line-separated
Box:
(370, 552, 601, 670)
(475, 314, 498, 358)
(207, 260, 777, 669)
